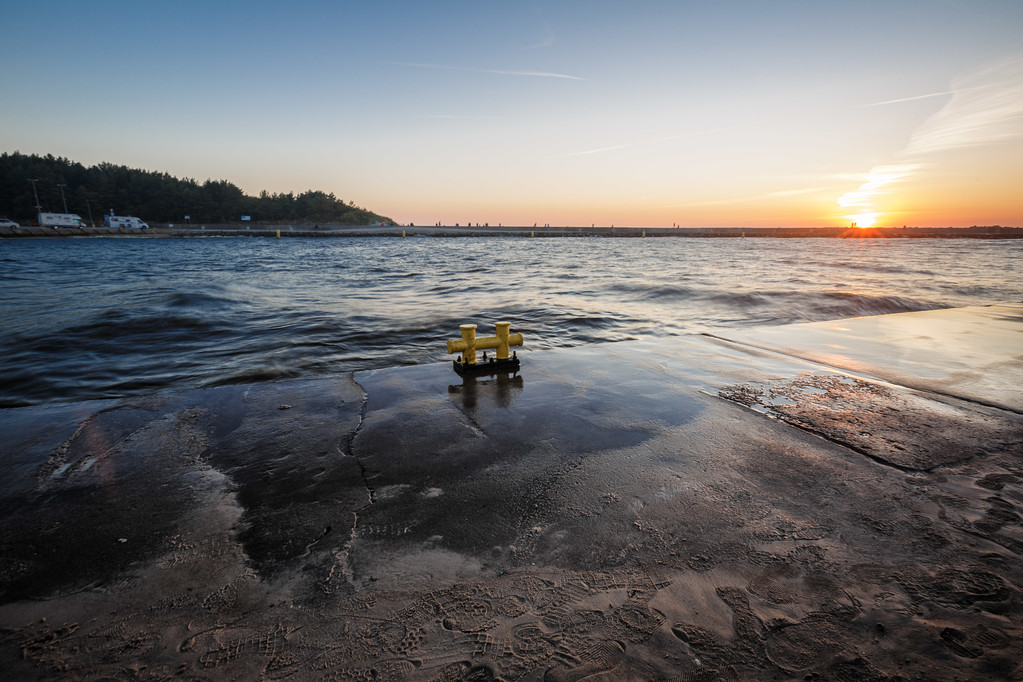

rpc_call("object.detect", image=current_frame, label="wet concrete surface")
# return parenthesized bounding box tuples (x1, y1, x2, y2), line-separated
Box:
(0, 306, 1021, 680)
(707, 304, 1023, 413)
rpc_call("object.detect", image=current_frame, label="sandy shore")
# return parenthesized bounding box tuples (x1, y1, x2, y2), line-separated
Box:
(0, 306, 1020, 680)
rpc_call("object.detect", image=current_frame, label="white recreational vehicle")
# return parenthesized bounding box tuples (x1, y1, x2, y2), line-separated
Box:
(105, 215, 149, 230)
(38, 213, 86, 228)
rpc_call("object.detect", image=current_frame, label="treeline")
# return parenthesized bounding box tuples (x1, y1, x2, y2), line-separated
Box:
(0, 152, 392, 225)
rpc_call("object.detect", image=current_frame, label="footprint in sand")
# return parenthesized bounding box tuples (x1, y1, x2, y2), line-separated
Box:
(544, 640, 626, 682)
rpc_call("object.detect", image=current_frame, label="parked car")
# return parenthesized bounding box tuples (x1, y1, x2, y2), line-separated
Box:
(0, 218, 20, 228)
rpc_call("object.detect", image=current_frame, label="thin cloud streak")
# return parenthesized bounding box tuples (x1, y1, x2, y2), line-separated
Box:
(397, 62, 583, 80)
(653, 129, 726, 143)
(865, 91, 954, 107)
(559, 128, 724, 158)
(559, 143, 635, 158)
(660, 194, 763, 209)
(663, 184, 831, 210)
(768, 187, 829, 198)
(410, 114, 501, 120)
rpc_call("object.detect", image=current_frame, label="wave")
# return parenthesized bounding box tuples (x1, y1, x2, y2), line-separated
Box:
(164, 290, 243, 309)
(608, 282, 698, 300)
(706, 290, 939, 324)
(2, 237, 1018, 406)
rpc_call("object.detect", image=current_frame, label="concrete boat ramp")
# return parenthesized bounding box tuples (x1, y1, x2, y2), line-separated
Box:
(1, 306, 1020, 681)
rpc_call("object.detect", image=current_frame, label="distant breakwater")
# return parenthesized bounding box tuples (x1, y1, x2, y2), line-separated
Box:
(2, 224, 1020, 239)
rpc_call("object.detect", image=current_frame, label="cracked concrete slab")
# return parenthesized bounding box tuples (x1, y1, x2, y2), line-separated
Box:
(717, 373, 1020, 472)
(0, 307, 1020, 680)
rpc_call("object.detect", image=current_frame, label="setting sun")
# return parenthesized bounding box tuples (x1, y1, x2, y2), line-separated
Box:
(847, 213, 880, 228)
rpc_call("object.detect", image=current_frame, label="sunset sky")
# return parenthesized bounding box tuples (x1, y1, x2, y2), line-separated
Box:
(3, 1, 1022, 227)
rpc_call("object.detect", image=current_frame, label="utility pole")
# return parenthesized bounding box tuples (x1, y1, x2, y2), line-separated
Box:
(56, 184, 69, 213)
(27, 179, 43, 221)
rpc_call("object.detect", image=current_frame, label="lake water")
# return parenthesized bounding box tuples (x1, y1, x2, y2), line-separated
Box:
(1, 236, 1021, 407)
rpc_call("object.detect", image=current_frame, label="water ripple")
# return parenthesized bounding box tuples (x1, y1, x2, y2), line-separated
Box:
(0, 237, 1020, 406)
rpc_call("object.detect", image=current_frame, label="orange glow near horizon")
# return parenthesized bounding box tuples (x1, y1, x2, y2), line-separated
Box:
(847, 213, 880, 228)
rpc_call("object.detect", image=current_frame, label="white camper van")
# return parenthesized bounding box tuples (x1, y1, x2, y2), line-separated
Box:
(105, 215, 149, 230)
(38, 213, 86, 228)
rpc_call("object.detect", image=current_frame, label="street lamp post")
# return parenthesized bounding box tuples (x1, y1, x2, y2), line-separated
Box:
(27, 179, 43, 219)
(56, 184, 69, 213)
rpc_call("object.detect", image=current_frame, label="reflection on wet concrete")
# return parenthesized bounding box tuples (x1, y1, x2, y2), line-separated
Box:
(448, 372, 524, 410)
(0, 306, 1021, 680)
(710, 304, 1023, 412)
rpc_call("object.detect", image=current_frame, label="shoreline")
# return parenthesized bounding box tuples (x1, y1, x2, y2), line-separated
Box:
(2, 224, 1021, 239)
(1, 306, 1020, 679)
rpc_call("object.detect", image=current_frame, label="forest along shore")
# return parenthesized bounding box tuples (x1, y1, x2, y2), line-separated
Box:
(2, 224, 1022, 238)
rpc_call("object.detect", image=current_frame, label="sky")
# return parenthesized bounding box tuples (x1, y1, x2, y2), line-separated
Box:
(3, 0, 1023, 227)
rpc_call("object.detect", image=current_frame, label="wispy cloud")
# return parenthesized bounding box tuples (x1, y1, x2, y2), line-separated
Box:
(865, 91, 955, 107)
(524, 13, 556, 50)
(661, 196, 758, 209)
(837, 165, 920, 209)
(397, 62, 583, 80)
(410, 114, 501, 120)
(768, 187, 829, 198)
(560, 143, 634, 158)
(559, 128, 724, 158)
(905, 56, 1023, 156)
(654, 129, 726, 143)
(662, 185, 829, 210)
(838, 55, 1023, 220)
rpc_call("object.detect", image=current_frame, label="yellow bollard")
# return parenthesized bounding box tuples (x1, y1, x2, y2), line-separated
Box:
(492, 321, 518, 360)
(446, 321, 523, 365)
(452, 324, 478, 364)
(276, 230, 281, 238)
(402, 230, 406, 238)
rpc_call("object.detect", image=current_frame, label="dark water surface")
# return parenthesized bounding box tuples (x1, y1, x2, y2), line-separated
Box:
(2, 236, 1021, 407)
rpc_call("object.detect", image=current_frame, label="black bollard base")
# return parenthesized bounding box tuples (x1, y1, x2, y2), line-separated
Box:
(453, 355, 520, 376)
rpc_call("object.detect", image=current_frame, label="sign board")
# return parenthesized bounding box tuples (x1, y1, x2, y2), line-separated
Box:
(241, 216, 251, 221)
